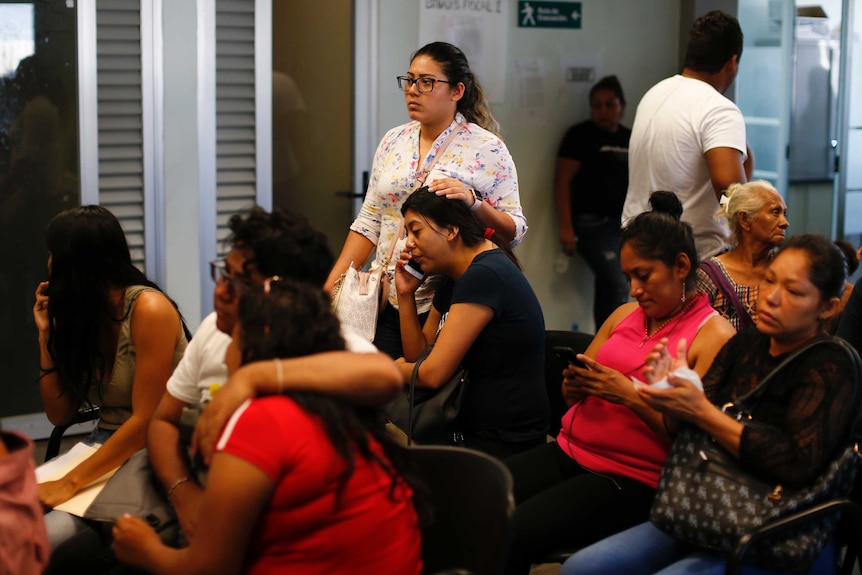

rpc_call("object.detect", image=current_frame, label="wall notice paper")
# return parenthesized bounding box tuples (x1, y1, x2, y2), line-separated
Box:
(419, 0, 509, 102)
(559, 52, 602, 97)
(36, 442, 119, 517)
(514, 58, 548, 125)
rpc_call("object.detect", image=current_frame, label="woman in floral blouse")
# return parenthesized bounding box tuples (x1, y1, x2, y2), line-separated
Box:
(324, 41, 526, 358)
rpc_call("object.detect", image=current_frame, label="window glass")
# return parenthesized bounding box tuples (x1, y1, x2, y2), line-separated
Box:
(0, 0, 78, 417)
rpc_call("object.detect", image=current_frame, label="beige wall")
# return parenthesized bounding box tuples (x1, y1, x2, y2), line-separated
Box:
(272, 1, 355, 253)
(376, 0, 681, 332)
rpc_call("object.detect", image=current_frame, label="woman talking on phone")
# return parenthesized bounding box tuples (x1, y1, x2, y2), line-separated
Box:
(325, 41, 526, 358)
(34, 205, 188, 571)
(393, 187, 547, 459)
(502, 192, 734, 574)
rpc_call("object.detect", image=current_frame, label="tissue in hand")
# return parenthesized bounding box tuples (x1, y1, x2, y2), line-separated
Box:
(632, 366, 703, 391)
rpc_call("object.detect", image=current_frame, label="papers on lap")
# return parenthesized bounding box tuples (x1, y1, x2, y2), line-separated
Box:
(35, 442, 119, 517)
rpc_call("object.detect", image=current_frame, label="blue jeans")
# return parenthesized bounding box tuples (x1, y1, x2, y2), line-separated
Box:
(574, 214, 629, 329)
(560, 521, 836, 575)
(44, 427, 116, 573)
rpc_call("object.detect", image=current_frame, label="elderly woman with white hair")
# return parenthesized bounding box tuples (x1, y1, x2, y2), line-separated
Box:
(696, 180, 789, 330)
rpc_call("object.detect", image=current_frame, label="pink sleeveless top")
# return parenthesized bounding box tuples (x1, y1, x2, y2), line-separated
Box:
(556, 293, 717, 488)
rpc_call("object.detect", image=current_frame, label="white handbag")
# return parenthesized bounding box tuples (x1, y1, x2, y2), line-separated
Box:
(330, 260, 389, 342)
(331, 121, 466, 342)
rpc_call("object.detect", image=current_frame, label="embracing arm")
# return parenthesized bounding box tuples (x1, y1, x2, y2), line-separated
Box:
(226, 351, 401, 404)
(40, 291, 183, 508)
(114, 452, 273, 575)
(396, 302, 493, 388)
(192, 351, 401, 465)
(324, 231, 376, 295)
(554, 157, 581, 255)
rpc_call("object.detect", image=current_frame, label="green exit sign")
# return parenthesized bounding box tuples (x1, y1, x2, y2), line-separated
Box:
(517, 1, 582, 29)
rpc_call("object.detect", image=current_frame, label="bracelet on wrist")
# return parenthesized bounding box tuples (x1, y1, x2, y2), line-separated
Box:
(167, 476, 191, 499)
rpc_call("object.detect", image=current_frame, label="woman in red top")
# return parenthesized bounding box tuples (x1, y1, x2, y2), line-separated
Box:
(113, 280, 422, 575)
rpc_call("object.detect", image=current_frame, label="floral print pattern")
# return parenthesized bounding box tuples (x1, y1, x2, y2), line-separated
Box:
(350, 112, 526, 311)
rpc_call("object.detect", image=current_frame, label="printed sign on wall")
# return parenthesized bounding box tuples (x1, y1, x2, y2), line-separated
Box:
(419, 0, 509, 102)
(517, 1, 582, 29)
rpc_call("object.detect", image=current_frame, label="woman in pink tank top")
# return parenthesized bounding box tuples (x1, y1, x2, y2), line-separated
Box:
(502, 192, 735, 575)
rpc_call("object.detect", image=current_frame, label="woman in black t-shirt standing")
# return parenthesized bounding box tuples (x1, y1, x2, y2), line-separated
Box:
(554, 75, 631, 329)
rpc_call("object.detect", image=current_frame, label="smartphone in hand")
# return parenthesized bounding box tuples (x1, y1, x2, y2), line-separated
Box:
(404, 258, 425, 280)
(552, 345, 586, 369)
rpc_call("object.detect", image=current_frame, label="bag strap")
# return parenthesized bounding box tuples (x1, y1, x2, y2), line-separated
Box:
(406, 346, 435, 445)
(414, 121, 466, 189)
(699, 259, 755, 330)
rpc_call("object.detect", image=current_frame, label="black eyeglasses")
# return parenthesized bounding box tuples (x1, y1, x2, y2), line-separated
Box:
(210, 259, 253, 297)
(397, 75, 454, 94)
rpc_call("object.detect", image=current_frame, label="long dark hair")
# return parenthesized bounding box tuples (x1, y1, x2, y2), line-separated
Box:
(401, 186, 519, 269)
(620, 191, 699, 286)
(411, 42, 500, 135)
(237, 280, 413, 508)
(45, 205, 187, 404)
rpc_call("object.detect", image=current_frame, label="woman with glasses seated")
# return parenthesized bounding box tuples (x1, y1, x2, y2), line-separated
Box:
(325, 41, 526, 359)
(32, 205, 189, 571)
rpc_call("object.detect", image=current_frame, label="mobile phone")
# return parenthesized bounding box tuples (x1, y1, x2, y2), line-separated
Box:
(404, 258, 425, 280)
(552, 345, 586, 369)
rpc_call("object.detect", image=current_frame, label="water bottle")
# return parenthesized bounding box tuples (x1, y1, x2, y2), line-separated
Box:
(555, 250, 571, 274)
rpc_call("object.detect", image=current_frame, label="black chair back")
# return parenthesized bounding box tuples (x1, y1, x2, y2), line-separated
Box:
(404, 445, 514, 575)
(44, 406, 100, 461)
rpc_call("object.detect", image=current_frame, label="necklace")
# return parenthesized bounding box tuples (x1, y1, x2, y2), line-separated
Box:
(640, 294, 698, 348)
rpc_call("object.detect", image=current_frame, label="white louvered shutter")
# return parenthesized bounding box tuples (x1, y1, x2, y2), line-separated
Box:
(215, 0, 257, 255)
(95, 0, 146, 269)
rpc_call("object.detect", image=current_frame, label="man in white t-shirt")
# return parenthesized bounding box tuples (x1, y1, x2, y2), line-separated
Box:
(622, 10, 750, 259)
(147, 207, 401, 542)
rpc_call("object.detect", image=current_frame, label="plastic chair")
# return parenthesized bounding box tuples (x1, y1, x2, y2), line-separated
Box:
(43, 406, 100, 461)
(404, 445, 514, 575)
(544, 331, 594, 438)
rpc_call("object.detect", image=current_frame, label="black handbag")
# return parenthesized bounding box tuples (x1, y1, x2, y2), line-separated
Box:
(385, 345, 468, 445)
(650, 337, 862, 572)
